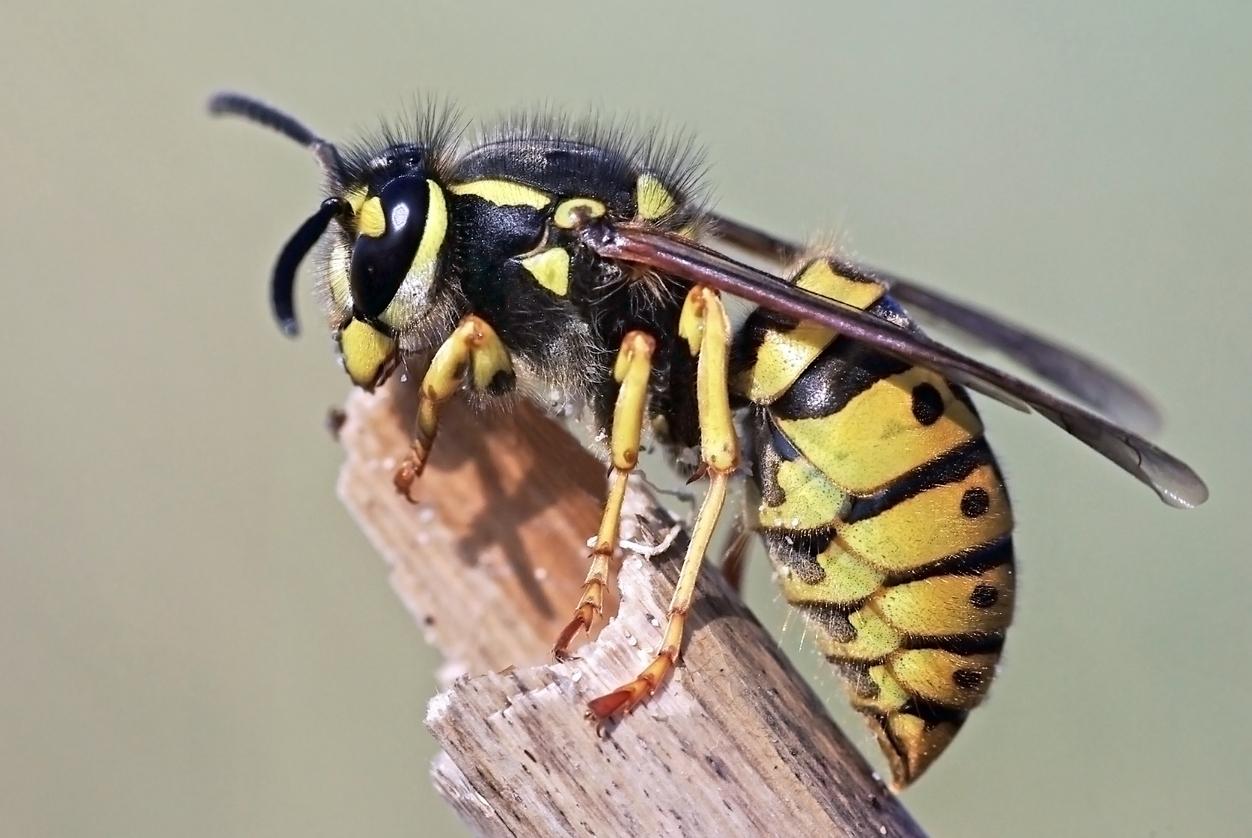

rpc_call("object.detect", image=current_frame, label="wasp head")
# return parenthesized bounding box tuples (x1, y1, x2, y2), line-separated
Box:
(209, 93, 461, 391)
(323, 143, 453, 388)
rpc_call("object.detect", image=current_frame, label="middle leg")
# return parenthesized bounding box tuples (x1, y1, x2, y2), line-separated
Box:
(553, 330, 657, 660)
(587, 286, 738, 718)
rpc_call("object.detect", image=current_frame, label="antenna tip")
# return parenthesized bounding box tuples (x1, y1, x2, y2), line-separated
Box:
(207, 91, 241, 116)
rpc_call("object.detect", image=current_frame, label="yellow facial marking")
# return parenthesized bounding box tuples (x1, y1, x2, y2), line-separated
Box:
(338, 318, 396, 390)
(776, 370, 984, 494)
(379, 181, 448, 330)
(450, 178, 551, 209)
(343, 187, 368, 214)
(414, 180, 448, 268)
(635, 173, 676, 220)
(553, 197, 607, 229)
(326, 243, 352, 312)
(739, 261, 887, 403)
(520, 247, 572, 297)
(357, 196, 385, 238)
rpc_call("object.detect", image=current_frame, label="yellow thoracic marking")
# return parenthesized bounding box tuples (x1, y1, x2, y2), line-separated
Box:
(338, 318, 396, 389)
(776, 370, 983, 494)
(838, 464, 1012, 573)
(780, 541, 886, 607)
(740, 260, 887, 403)
(449, 178, 551, 209)
(380, 180, 448, 331)
(635, 173, 676, 220)
(553, 197, 607, 229)
(357, 196, 385, 238)
(520, 247, 571, 297)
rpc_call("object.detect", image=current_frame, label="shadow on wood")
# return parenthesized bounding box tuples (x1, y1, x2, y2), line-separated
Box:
(336, 384, 924, 838)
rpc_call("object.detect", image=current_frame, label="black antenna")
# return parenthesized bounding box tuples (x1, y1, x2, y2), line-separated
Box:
(208, 91, 345, 175)
(210, 92, 352, 335)
(271, 198, 349, 336)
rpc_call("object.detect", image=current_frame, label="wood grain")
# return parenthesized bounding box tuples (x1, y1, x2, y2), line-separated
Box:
(336, 384, 924, 837)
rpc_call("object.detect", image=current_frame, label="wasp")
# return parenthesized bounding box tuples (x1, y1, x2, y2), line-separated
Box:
(209, 92, 1207, 787)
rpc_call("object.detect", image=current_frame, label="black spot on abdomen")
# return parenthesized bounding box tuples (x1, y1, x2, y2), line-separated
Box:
(911, 382, 945, 426)
(968, 583, 999, 608)
(961, 487, 991, 518)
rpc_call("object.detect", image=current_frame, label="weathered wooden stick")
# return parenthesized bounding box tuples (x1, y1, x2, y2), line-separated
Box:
(336, 384, 924, 838)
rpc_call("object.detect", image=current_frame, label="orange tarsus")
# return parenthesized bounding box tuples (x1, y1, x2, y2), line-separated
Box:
(586, 604, 689, 720)
(553, 576, 608, 660)
(552, 601, 598, 661)
(586, 654, 670, 719)
(393, 442, 431, 503)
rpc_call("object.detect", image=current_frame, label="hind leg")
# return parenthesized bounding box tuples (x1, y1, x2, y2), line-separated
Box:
(587, 286, 737, 718)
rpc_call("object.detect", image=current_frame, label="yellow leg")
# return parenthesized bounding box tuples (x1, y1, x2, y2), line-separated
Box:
(394, 315, 513, 501)
(554, 331, 656, 659)
(588, 287, 738, 719)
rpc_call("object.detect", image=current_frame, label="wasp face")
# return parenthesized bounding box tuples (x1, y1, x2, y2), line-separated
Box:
(330, 145, 453, 389)
(208, 94, 465, 391)
(350, 170, 431, 319)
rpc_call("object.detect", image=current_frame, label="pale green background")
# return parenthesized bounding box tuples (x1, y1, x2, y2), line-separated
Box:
(3, 3, 1248, 836)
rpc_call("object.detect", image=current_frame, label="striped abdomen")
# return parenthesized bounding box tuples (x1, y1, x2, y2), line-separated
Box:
(732, 260, 1016, 787)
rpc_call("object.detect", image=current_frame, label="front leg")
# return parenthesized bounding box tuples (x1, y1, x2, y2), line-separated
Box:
(553, 330, 657, 659)
(394, 315, 513, 501)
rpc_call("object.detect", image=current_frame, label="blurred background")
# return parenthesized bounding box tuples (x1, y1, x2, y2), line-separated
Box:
(3, 3, 1248, 836)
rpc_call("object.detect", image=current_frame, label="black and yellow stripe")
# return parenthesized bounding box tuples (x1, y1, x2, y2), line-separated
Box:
(736, 258, 1017, 788)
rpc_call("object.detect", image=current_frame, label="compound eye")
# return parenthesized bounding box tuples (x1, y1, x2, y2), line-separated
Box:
(348, 174, 430, 319)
